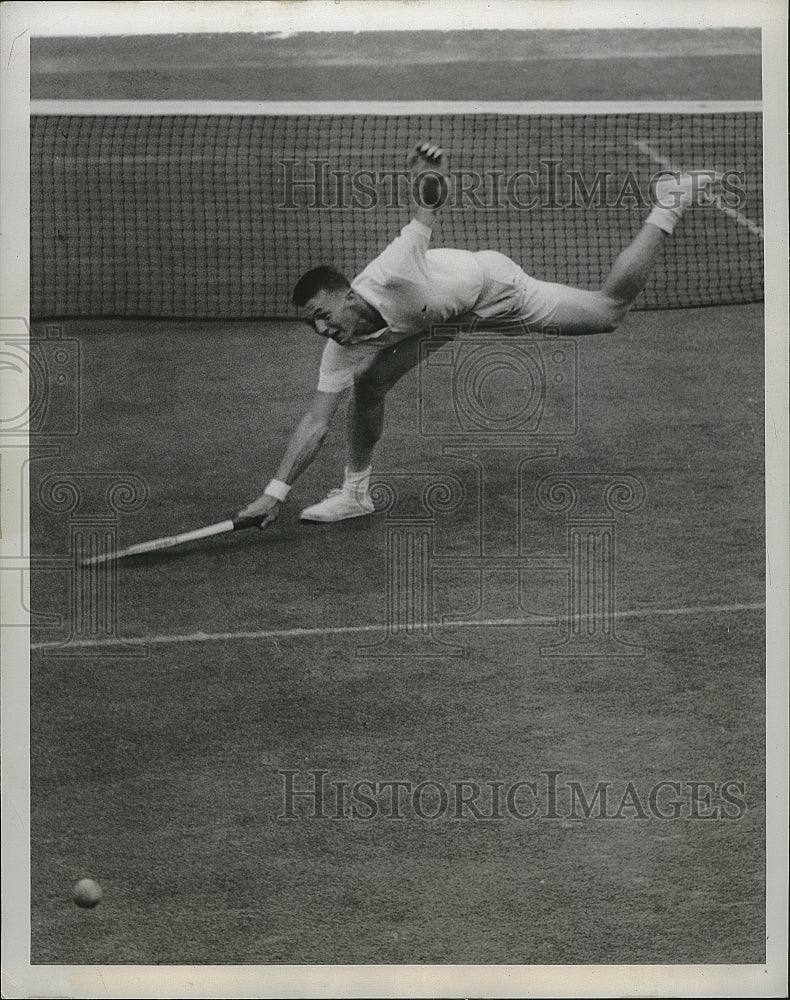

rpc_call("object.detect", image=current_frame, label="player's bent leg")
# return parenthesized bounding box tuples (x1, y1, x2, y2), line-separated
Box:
(541, 284, 628, 336)
(347, 331, 438, 470)
(301, 331, 448, 523)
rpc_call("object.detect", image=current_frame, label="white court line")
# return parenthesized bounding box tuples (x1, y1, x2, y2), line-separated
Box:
(30, 602, 765, 651)
(30, 100, 763, 116)
(633, 138, 765, 238)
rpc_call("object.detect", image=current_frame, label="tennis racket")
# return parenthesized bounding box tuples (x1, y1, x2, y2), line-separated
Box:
(80, 514, 265, 566)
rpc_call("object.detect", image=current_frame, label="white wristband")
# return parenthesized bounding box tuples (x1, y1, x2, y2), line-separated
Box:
(263, 478, 291, 502)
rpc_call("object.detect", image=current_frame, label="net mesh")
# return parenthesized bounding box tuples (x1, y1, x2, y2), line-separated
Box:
(30, 112, 763, 319)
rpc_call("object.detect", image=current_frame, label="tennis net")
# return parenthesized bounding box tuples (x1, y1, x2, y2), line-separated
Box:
(30, 105, 763, 319)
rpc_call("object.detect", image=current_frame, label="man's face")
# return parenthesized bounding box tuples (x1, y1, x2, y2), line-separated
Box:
(299, 288, 376, 346)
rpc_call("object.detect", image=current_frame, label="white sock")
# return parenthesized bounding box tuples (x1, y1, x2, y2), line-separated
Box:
(645, 205, 683, 235)
(645, 174, 698, 235)
(344, 465, 372, 495)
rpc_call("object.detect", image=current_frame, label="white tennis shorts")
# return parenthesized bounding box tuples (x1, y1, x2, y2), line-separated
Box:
(470, 250, 563, 331)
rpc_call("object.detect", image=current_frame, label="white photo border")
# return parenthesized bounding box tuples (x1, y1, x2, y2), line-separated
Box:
(2, 2, 787, 997)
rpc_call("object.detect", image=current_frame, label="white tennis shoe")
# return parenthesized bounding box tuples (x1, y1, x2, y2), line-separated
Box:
(300, 486, 375, 522)
(648, 170, 720, 234)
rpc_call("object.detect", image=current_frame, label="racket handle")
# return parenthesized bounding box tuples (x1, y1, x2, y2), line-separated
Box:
(231, 514, 266, 531)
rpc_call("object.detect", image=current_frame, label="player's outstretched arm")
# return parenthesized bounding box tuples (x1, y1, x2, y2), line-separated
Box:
(236, 389, 346, 528)
(407, 142, 449, 229)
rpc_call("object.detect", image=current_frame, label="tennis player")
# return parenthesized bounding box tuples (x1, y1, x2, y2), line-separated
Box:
(237, 142, 716, 527)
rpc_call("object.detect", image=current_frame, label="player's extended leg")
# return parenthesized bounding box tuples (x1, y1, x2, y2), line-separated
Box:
(544, 171, 716, 336)
(300, 330, 450, 521)
(543, 224, 666, 335)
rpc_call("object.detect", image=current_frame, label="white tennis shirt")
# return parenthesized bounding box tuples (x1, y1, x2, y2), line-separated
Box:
(316, 219, 482, 392)
(316, 218, 559, 392)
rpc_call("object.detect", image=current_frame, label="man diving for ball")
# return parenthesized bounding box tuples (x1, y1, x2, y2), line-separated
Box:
(237, 141, 717, 526)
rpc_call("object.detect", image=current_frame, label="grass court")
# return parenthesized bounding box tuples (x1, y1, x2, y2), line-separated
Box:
(30, 302, 765, 964)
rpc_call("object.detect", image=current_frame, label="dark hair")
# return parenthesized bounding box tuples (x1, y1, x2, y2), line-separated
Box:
(292, 266, 350, 307)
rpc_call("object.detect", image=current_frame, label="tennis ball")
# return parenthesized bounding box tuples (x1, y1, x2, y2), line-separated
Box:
(72, 878, 102, 909)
